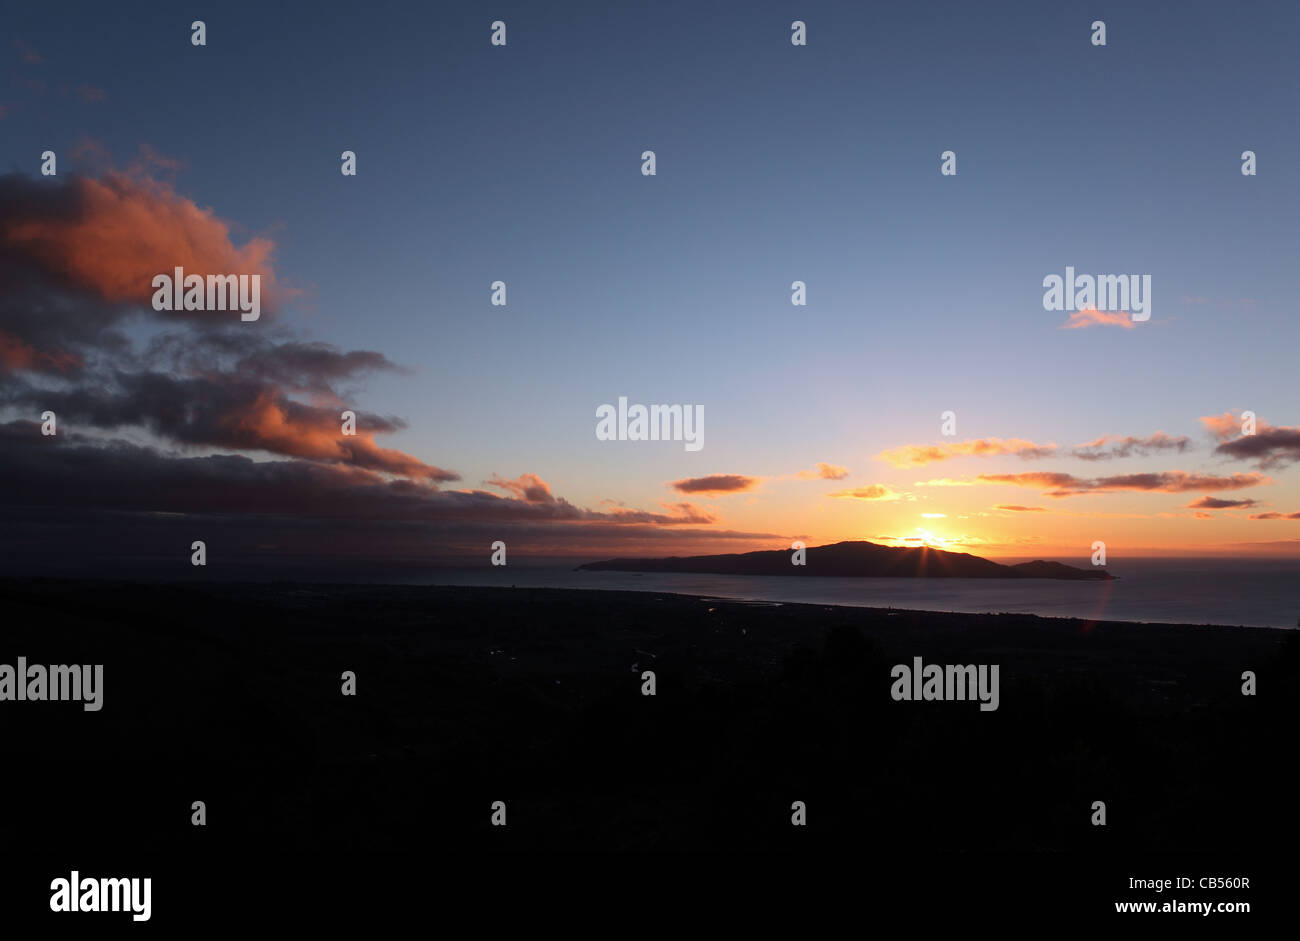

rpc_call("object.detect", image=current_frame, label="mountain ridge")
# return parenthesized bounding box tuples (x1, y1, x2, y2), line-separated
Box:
(576, 540, 1116, 580)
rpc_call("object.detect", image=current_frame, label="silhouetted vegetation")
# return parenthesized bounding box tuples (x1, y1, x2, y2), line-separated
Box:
(2, 580, 1292, 855)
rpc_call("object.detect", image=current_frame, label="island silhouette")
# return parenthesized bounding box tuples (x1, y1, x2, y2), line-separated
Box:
(577, 540, 1116, 580)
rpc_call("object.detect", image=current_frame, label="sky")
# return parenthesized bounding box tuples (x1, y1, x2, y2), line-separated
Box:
(2, 0, 1299, 575)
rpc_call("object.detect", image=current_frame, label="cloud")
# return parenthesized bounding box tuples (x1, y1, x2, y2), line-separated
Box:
(0, 424, 747, 556)
(1185, 496, 1258, 509)
(882, 432, 1192, 468)
(1059, 307, 1136, 329)
(1, 363, 456, 481)
(222, 340, 407, 395)
(995, 504, 1046, 512)
(1193, 512, 1213, 520)
(0, 161, 778, 572)
(1070, 432, 1190, 461)
(601, 502, 718, 525)
(74, 84, 107, 104)
(877, 438, 1057, 468)
(670, 474, 760, 495)
(796, 462, 849, 480)
(1201, 412, 1242, 440)
(0, 330, 81, 374)
(0, 424, 728, 534)
(1, 170, 288, 315)
(487, 473, 556, 504)
(828, 485, 902, 501)
(969, 470, 1271, 497)
(1249, 512, 1300, 520)
(0, 163, 458, 484)
(14, 40, 42, 64)
(1201, 412, 1300, 470)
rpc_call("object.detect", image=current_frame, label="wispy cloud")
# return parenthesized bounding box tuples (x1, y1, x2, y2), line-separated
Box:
(1070, 432, 1190, 461)
(878, 437, 1056, 468)
(828, 484, 903, 501)
(1060, 307, 1136, 330)
(796, 462, 849, 480)
(73, 84, 107, 104)
(883, 431, 1194, 467)
(14, 40, 43, 65)
(940, 470, 1272, 497)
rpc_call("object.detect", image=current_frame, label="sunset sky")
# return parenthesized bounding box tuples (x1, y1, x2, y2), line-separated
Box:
(2, 1, 1299, 574)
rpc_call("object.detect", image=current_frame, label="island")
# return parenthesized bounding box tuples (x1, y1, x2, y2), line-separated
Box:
(576, 540, 1116, 580)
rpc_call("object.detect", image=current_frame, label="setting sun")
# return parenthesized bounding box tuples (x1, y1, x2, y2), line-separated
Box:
(914, 528, 953, 549)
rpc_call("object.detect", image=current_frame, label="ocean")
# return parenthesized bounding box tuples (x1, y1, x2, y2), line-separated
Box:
(420, 557, 1300, 629)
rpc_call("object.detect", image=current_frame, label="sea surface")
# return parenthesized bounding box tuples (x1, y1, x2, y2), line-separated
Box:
(420, 557, 1300, 629)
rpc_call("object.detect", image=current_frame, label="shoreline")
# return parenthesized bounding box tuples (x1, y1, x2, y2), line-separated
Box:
(5, 575, 1295, 631)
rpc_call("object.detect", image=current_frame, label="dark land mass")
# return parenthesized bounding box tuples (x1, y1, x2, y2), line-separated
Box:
(2, 578, 1295, 864)
(577, 540, 1116, 580)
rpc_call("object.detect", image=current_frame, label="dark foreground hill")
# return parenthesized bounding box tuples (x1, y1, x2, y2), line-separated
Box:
(578, 539, 1115, 580)
(2, 577, 1292, 861)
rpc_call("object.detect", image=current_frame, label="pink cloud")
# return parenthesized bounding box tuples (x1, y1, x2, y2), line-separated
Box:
(797, 462, 849, 480)
(1060, 307, 1136, 330)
